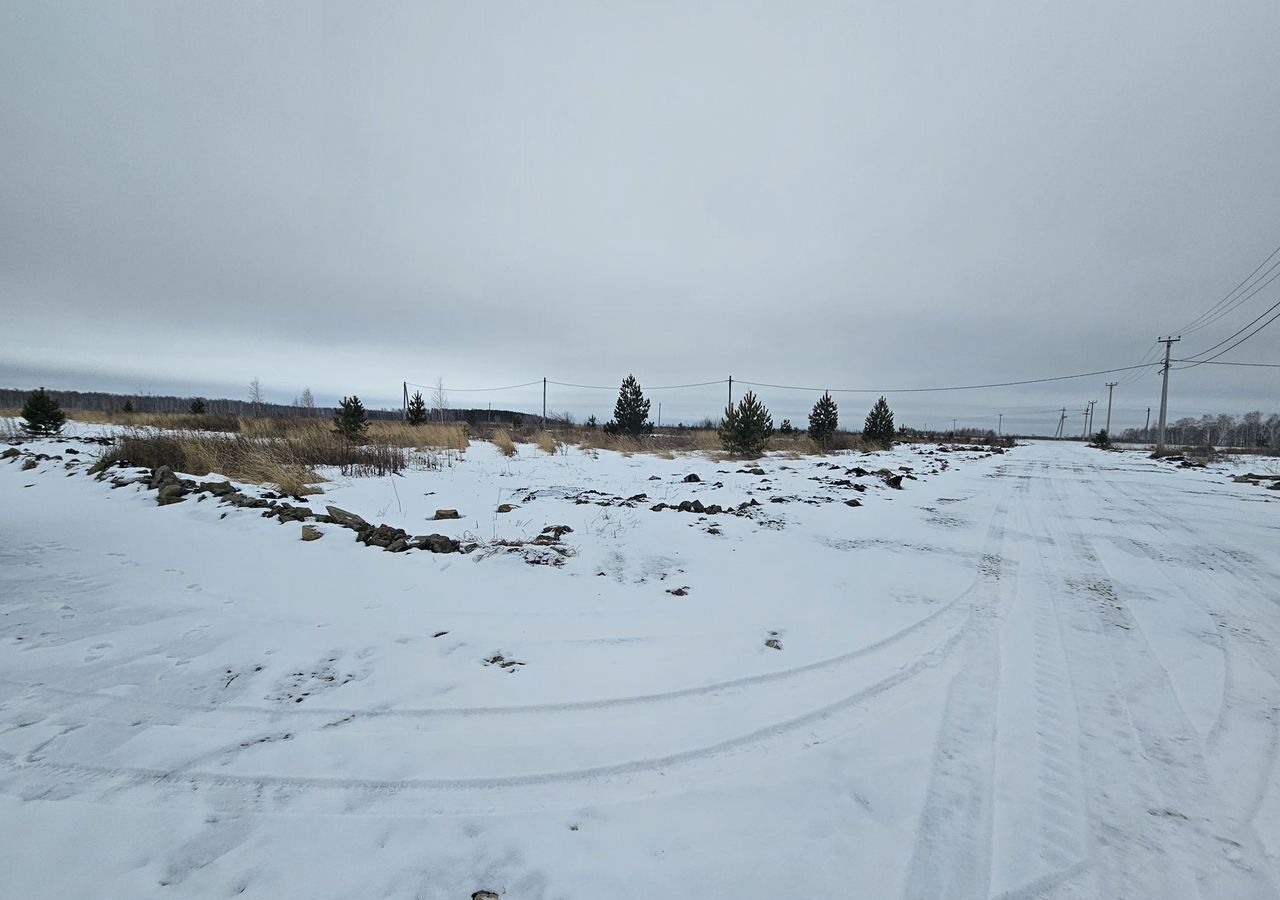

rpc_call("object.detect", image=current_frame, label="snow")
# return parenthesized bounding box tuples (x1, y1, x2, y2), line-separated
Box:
(2, 435, 1279, 899)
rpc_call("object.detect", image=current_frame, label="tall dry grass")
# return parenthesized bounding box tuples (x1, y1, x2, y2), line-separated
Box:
(534, 431, 558, 454)
(491, 429, 517, 457)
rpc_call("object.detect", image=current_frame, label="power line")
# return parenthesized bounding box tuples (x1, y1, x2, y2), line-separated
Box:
(1175, 239, 1280, 336)
(1176, 298, 1280, 368)
(546, 379, 728, 391)
(1172, 358, 1280, 368)
(736, 362, 1162, 395)
(404, 379, 542, 393)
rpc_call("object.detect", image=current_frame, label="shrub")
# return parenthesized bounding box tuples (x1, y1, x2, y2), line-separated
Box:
(808, 392, 839, 449)
(1090, 429, 1112, 449)
(863, 396, 895, 448)
(21, 387, 66, 436)
(406, 390, 429, 426)
(720, 390, 773, 457)
(121, 400, 134, 413)
(333, 395, 368, 442)
(604, 375, 653, 439)
(189, 397, 206, 415)
(535, 431, 558, 454)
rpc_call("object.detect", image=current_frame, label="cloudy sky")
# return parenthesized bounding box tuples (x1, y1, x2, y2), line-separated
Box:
(3, 1, 1278, 434)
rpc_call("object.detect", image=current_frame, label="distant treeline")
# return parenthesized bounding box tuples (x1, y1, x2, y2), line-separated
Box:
(0, 387, 527, 425)
(1118, 410, 1280, 448)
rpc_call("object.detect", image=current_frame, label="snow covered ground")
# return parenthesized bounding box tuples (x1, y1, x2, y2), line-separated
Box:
(2, 435, 1278, 899)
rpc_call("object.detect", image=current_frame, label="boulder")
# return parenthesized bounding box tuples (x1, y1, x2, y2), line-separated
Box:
(650, 502, 667, 512)
(845, 498, 862, 507)
(496, 504, 516, 513)
(765, 638, 783, 650)
(690, 499, 705, 513)
(325, 506, 369, 529)
(274, 503, 313, 523)
(359, 523, 408, 549)
(415, 533, 461, 553)
(199, 480, 239, 496)
(157, 482, 186, 505)
(224, 494, 272, 509)
(21, 458, 37, 471)
(2, 447, 20, 460)
(149, 465, 176, 489)
(432, 509, 461, 520)
(683, 473, 701, 483)
(301, 525, 324, 541)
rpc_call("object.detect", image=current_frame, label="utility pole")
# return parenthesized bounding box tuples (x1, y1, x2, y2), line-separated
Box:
(1081, 404, 1090, 439)
(998, 413, 1003, 436)
(402, 382, 408, 420)
(952, 418, 957, 433)
(1104, 382, 1117, 435)
(1155, 336, 1180, 454)
(657, 402, 662, 429)
(1088, 400, 1097, 436)
(727, 375, 733, 410)
(1145, 406, 1151, 436)
(542, 377, 547, 429)
(1056, 407, 1067, 439)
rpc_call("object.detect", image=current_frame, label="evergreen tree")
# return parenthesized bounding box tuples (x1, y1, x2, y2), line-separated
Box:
(586, 414, 598, 429)
(406, 390, 428, 426)
(189, 397, 206, 415)
(720, 390, 774, 457)
(863, 396, 895, 448)
(808, 391, 839, 449)
(20, 387, 66, 436)
(122, 400, 134, 413)
(1090, 429, 1111, 449)
(779, 419, 794, 434)
(333, 395, 368, 442)
(604, 375, 653, 438)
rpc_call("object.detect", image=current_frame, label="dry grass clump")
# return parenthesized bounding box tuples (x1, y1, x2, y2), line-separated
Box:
(534, 431, 558, 454)
(95, 431, 325, 495)
(491, 429, 517, 457)
(239, 418, 469, 450)
(93, 426, 416, 495)
(58, 409, 240, 432)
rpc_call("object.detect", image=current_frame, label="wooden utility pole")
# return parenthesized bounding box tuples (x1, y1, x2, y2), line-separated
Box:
(1104, 382, 1117, 435)
(998, 413, 1003, 436)
(542, 378, 547, 429)
(727, 376, 733, 410)
(1155, 336, 1180, 454)
(402, 382, 408, 420)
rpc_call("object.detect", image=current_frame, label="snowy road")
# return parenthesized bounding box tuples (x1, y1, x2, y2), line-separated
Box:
(1, 440, 1278, 898)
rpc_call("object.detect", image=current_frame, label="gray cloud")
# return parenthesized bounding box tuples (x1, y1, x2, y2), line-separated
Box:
(3, 1, 1278, 434)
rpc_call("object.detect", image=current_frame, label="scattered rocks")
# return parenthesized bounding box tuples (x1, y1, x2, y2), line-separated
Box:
(271, 502, 313, 523)
(666, 586, 689, 596)
(483, 652, 525, 671)
(432, 509, 462, 520)
(301, 524, 324, 541)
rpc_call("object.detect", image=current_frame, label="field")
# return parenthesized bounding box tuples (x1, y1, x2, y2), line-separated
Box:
(2, 428, 1279, 899)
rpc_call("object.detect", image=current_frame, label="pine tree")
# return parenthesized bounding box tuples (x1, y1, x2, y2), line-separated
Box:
(586, 415, 598, 429)
(20, 387, 66, 436)
(720, 390, 774, 457)
(406, 390, 428, 426)
(189, 397, 206, 415)
(863, 396, 895, 448)
(808, 391, 839, 449)
(779, 419, 794, 434)
(122, 400, 134, 413)
(333, 395, 368, 442)
(604, 375, 652, 439)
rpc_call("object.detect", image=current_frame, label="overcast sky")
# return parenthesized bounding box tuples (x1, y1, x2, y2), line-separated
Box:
(2, 1, 1278, 434)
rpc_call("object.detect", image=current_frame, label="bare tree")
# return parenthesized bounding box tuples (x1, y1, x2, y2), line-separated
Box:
(296, 386, 315, 416)
(431, 378, 448, 423)
(248, 377, 264, 417)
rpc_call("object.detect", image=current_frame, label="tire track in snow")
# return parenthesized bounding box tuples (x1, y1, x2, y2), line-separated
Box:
(1039, 464, 1280, 898)
(899, 488, 1013, 899)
